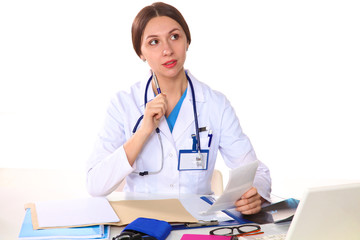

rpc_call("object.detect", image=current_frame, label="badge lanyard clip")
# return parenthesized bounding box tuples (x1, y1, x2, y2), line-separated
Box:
(191, 134, 203, 167)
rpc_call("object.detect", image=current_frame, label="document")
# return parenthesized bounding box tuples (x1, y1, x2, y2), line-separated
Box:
(205, 161, 258, 213)
(27, 198, 197, 229)
(109, 198, 198, 225)
(244, 198, 299, 224)
(35, 197, 120, 228)
(179, 195, 233, 222)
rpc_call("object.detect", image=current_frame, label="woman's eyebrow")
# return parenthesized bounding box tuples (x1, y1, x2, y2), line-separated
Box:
(145, 28, 181, 40)
(169, 28, 180, 34)
(145, 34, 158, 40)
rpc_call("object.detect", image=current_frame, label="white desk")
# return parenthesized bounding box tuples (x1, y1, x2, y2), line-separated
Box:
(109, 223, 290, 240)
(0, 168, 289, 240)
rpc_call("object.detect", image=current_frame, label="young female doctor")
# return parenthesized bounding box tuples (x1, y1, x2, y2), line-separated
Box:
(87, 2, 271, 215)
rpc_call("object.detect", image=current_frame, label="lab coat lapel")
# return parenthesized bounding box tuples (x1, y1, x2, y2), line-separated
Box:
(138, 73, 155, 109)
(172, 91, 196, 142)
(158, 117, 175, 147)
(172, 72, 205, 142)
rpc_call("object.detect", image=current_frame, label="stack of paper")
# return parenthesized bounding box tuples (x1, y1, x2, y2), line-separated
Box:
(34, 197, 119, 228)
(19, 197, 120, 240)
(19, 196, 199, 239)
(19, 209, 110, 240)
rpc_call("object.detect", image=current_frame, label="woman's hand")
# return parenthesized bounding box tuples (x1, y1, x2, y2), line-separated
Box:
(234, 187, 264, 215)
(139, 93, 168, 136)
(123, 93, 168, 166)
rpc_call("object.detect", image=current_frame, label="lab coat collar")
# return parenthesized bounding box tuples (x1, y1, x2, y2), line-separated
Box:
(137, 70, 205, 109)
(138, 70, 205, 144)
(186, 70, 205, 103)
(138, 70, 155, 109)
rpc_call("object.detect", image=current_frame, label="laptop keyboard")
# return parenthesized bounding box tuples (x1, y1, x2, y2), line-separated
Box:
(254, 233, 287, 240)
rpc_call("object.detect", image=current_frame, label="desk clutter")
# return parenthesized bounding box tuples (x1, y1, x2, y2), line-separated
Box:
(18, 197, 198, 239)
(18, 196, 297, 239)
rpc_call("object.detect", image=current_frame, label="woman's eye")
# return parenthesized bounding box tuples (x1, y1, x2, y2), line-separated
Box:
(149, 39, 158, 46)
(171, 34, 179, 40)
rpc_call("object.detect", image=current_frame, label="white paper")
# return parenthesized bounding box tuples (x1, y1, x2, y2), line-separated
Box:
(35, 197, 120, 228)
(179, 195, 233, 222)
(205, 161, 259, 213)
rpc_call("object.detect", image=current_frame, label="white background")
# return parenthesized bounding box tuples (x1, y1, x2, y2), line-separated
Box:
(1, 0, 359, 198)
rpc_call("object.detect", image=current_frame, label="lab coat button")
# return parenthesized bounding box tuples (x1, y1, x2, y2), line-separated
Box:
(170, 184, 174, 188)
(169, 153, 173, 158)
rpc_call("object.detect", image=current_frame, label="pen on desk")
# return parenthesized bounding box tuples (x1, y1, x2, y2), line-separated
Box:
(185, 220, 219, 228)
(153, 72, 161, 94)
(208, 130, 213, 147)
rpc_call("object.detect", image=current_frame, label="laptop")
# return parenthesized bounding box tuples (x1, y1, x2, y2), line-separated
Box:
(258, 182, 360, 240)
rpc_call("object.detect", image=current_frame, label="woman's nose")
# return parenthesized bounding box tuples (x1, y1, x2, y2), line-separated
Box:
(162, 41, 173, 56)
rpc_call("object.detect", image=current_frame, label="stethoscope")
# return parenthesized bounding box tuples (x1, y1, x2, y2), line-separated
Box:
(132, 71, 202, 176)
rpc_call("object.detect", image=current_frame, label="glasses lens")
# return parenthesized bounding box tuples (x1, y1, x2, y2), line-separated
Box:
(113, 234, 131, 240)
(238, 224, 260, 233)
(212, 227, 233, 235)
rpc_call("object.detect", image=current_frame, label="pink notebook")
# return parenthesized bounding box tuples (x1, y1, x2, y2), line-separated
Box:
(180, 234, 233, 240)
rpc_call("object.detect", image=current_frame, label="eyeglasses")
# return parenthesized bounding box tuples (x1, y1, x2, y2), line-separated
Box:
(209, 224, 264, 238)
(112, 231, 155, 240)
(112, 232, 141, 240)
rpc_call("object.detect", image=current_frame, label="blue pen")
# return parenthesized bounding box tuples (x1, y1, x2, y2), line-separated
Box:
(153, 72, 161, 94)
(208, 130, 213, 147)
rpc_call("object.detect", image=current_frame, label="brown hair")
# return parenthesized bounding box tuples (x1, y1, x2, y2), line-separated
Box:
(131, 2, 191, 58)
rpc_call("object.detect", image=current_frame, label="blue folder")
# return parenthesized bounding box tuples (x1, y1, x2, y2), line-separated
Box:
(19, 208, 110, 239)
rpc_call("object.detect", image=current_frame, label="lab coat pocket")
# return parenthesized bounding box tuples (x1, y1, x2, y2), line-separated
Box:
(183, 137, 210, 151)
(200, 137, 210, 150)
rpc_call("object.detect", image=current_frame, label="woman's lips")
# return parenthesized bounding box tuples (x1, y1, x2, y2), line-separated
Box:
(162, 60, 177, 68)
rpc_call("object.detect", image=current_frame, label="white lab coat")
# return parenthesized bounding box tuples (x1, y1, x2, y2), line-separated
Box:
(86, 71, 271, 201)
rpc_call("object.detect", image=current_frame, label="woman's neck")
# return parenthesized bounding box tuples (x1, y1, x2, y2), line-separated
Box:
(152, 70, 187, 97)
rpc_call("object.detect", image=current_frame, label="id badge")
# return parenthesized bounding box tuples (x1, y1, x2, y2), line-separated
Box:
(178, 149, 209, 171)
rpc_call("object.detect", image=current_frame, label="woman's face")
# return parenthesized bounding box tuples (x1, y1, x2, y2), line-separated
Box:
(140, 16, 189, 81)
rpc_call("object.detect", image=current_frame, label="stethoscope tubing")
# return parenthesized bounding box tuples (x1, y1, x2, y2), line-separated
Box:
(187, 73, 201, 153)
(132, 71, 200, 176)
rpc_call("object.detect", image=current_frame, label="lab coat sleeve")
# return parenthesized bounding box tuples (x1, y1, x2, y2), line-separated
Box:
(86, 94, 134, 197)
(218, 99, 272, 202)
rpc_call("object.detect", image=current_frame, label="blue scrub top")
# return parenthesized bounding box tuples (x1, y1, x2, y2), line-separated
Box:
(166, 88, 188, 132)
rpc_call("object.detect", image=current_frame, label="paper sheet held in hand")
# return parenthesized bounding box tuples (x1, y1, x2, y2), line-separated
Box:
(205, 161, 258, 213)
